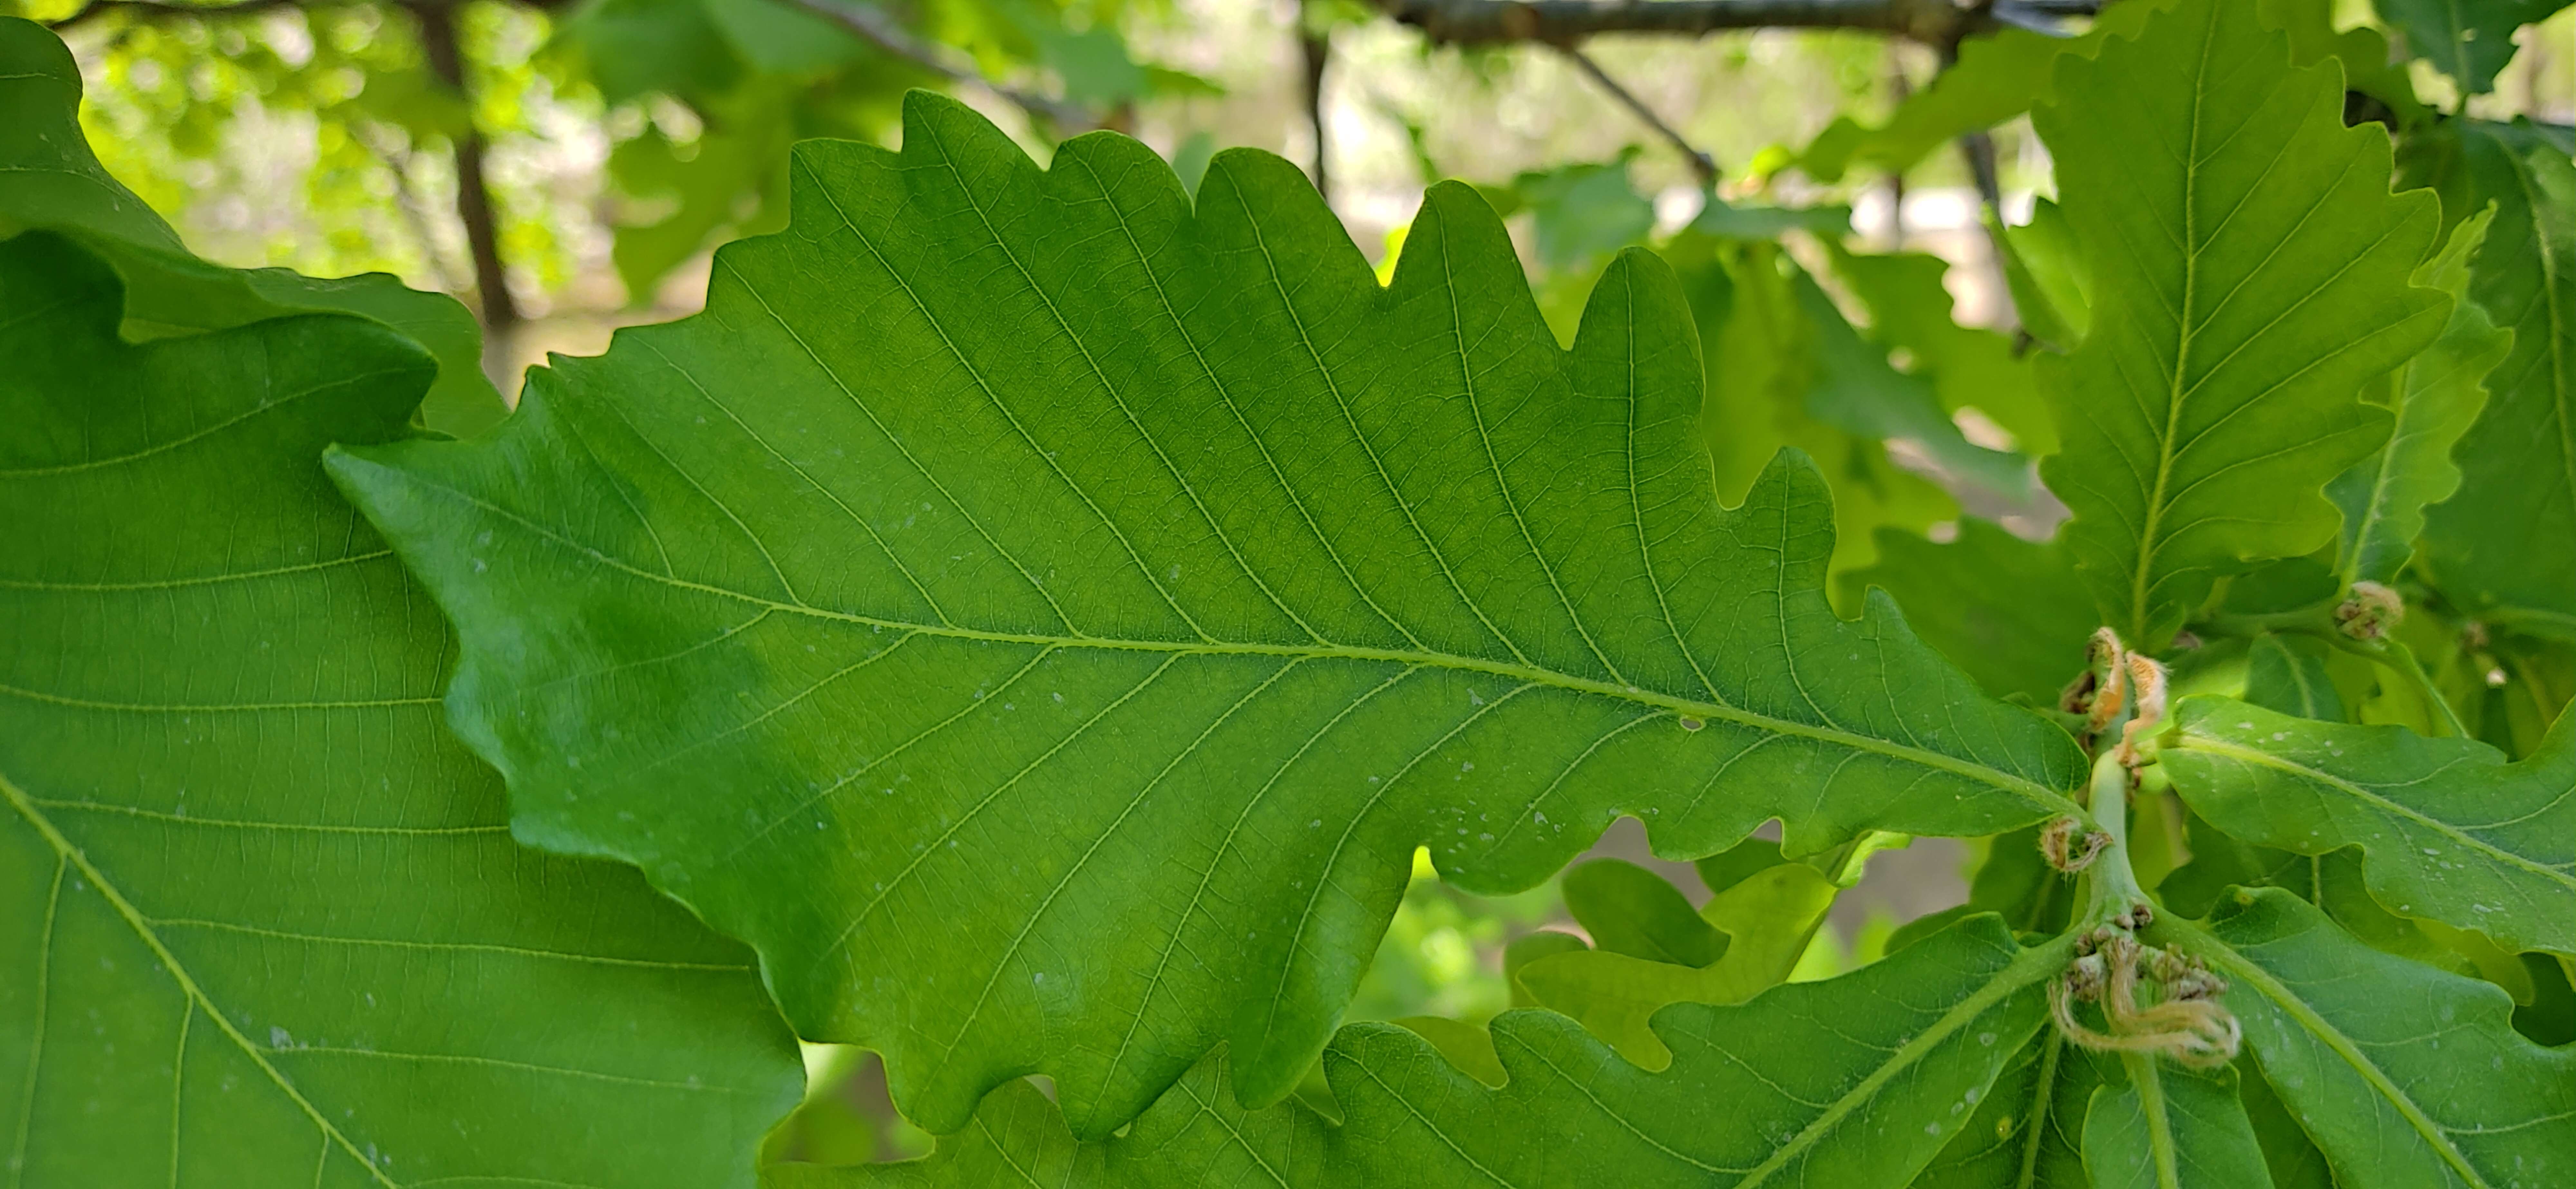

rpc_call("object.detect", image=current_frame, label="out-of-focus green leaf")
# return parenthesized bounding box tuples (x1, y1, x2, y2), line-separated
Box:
(1849, 518, 2095, 705)
(2328, 208, 2512, 588)
(825, 918, 2068, 1187)
(1503, 929, 1590, 1007)
(607, 90, 797, 301)
(2163, 696, 2576, 957)
(0, 230, 800, 1189)
(1506, 152, 1658, 273)
(706, 0, 867, 74)
(2240, 632, 2345, 721)
(1830, 245, 2056, 457)
(1672, 233, 1959, 583)
(1794, 269, 2034, 503)
(2174, 889, 2576, 1188)
(0, 18, 504, 435)
(1516, 861, 1839, 1067)
(2000, 197, 2090, 349)
(2262, 0, 2428, 120)
(1796, 0, 2175, 184)
(2031, 0, 2446, 647)
(1562, 858, 1726, 967)
(331, 93, 2087, 1138)
(1688, 195, 1850, 240)
(2415, 122, 2576, 642)
(559, 0, 746, 103)
(2081, 1061, 2269, 1189)
(2373, 0, 2572, 94)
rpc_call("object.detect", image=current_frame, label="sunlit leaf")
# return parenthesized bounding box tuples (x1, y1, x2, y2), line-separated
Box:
(2372, 0, 2571, 95)
(330, 92, 2087, 1137)
(2031, 0, 2448, 646)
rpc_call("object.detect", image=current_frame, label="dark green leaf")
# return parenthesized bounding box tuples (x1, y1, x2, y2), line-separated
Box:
(1562, 858, 1726, 967)
(0, 231, 799, 1188)
(1848, 518, 2096, 705)
(2240, 633, 2345, 722)
(2031, 0, 2447, 646)
(2081, 1061, 2270, 1189)
(2372, 0, 2571, 95)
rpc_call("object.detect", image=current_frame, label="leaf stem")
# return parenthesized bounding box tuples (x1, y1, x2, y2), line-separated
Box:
(2309, 633, 2469, 738)
(2078, 750, 2151, 927)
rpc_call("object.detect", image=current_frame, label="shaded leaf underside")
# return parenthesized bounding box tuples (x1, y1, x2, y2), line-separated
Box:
(331, 93, 2085, 1137)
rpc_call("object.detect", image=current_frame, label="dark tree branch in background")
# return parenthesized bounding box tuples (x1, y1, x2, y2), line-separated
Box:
(1550, 43, 1717, 185)
(411, 0, 518, 332)
(778, 0, 1096, 131)
(1372, 0, 2096, 47)
(1299, 3, 1333, 198)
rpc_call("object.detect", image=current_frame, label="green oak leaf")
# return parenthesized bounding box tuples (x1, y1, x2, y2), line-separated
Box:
(1911, 1034, 2102, 1189)
(2162, 695, 2576, 957)
(1515, 858, 1839, 1067)
(2415, 122, 2576, 641)
(2372, 0, 2573, 95)
(0, 18, 505, 437)
(1999, 198, 2091, 351)
(812, 917, 2067, 1187)
(2237, 1058, 2336, 1189)
(2328, 208, 2513, 588)
(330, 91, 2089, 1137)
(1795, 0, 2175, 184)
(2031, 0, 2448, 647)
(2167, 888, 2576, 1188)
(1793, 268, 2035, 503)
(2081, 1061, 2269, 1189)
(1562, 858, 1727, 967)
(0, 231, 800, 1188)
(1829, 245, 2057, 457)
(2240, 633, 2346, 722)
(1848, 519, 2097, 705)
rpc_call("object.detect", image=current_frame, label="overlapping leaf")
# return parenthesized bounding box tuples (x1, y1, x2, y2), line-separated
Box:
(0, 19, 504, 436)
(330, 92, 2086, 1137)
(2081, 1062, 2268, 1189)
(2416, 122, 2576, 640)
(2162, 696, 2576, 957)
(1848, 520, 2096, 705)
(2172, 889, 2576, 1187)
(2373, 0, 2571, 94)
(2328, 210, 2513, 588)
(0, 232, 800, 1187)
(797, 918, 2065, 1187)
(2031, 0, 2448, 646)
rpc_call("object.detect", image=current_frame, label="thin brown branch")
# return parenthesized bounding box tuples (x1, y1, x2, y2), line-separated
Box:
(775, 0, 1095, 131)
(1299, 5, 1332, 197)
(1549, 43, 1715, 185)
(1372, 0, 2096, 46)
(411, 0, 518, 331)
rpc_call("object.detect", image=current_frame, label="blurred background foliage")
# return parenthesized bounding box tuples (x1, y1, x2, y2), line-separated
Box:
(15, 0, 2570, 1164)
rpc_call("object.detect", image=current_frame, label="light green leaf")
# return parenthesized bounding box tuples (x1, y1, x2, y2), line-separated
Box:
(1849, 519, 2096, 705)
(2240, 633, 2345, 722)
(2372, 0, 2572, 95)
(0, 231, 800, 1188)
(1562, 858, 1726, 967)
(2031, 0, 2448, 646)
(0, 19, 505, 437)
(1515, 860, 1838, 1067)
(2416, 122, 2576, 641)
(2081, 1061, 2270, 1189)
(1673, 233, 1961, 583)
(331, 92, 2087, 1137)
(825, 917, 2068, 1187)
(1829, 245, 2057, 457)
(2328, 208, 2514, 588)
(1793, 268, 2035, 502)
(1507, 154, 1658, 274)
(2000, 198, 2092, 350)
(2162, 695, 2576, 956)
(1687, 196, 1851, 241)
(2170, 888, 2576, 1188)
(1796, 0, 2175, 185)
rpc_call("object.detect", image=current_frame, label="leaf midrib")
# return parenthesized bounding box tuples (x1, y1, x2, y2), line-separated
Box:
(2170, 733, 2575, 892)
(369, 465, 2083, 818)
(0, 771, 402, 1189)
(1735, 931, 2074, 1188)
(2170, 916, 2495, 1189)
